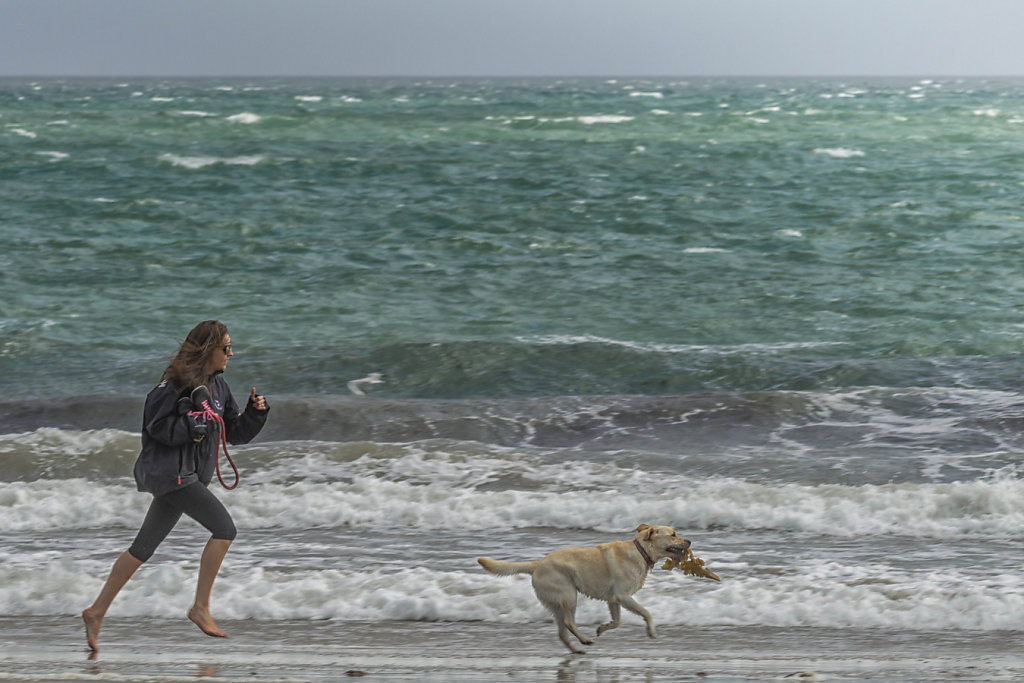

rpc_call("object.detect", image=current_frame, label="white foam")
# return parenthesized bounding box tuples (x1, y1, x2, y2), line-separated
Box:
(577, 115, 634, 125)
(294, 95, 323, 103)
(9, 128, 36, 138)
(0, 479, 148, 532)
(630, 91, 663, 99)
(516, 333, 847, 356)
(0, 426, 131, 458)
(814, 147, 865, 158)
(158, 153, 265, 169)
(35, 151, 68, 162)
(226, 112, 261, 124)
(5, 440, 1024, 540)
(5, 554, 1024, 630)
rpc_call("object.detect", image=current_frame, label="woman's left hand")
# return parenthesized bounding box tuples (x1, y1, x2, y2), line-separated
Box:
(250, 386, 268, 411)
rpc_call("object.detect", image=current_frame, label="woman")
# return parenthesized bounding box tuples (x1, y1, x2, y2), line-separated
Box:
(82, 320, 269, 652)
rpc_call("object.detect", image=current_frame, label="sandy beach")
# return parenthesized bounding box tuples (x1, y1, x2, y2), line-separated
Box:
(2, 617, 1021, 682)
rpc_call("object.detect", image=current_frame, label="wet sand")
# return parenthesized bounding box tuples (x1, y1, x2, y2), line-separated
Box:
(1, 617, 1021, 681)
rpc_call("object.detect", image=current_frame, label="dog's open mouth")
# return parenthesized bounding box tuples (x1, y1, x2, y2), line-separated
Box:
(665, 544, 690, 557)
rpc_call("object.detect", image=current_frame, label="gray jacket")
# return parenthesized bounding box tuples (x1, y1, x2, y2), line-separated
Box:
(133, 373, 268, 496)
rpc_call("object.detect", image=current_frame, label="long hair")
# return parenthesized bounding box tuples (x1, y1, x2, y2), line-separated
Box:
(161, 320, 228, 391)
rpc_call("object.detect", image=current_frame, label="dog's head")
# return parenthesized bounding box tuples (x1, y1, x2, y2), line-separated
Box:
(635, 524, 691, 559)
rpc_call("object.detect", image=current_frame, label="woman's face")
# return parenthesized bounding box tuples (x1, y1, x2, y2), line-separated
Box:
(205, 333, 233, 376)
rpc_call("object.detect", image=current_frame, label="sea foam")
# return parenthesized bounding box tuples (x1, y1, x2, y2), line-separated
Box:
(4, 555, 1023, 630)
(577, 115, 634, 125)
(814, 147, 865, 158)
(226, 112, 261, 124)
(4, 459, 1023, 539)
(158, 153, 265, 169)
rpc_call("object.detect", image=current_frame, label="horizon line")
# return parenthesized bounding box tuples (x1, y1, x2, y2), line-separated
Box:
(4, 73, 1024, 80)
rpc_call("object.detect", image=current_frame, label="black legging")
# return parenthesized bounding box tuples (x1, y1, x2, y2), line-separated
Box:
(128, 481, 237, 562)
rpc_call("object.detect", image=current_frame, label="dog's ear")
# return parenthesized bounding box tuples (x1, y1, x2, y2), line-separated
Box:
(635, 524, 657, 541)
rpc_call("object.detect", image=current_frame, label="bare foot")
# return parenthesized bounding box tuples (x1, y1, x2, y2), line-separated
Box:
(188, 605, 227, 639)
(82, 608, 102, 652)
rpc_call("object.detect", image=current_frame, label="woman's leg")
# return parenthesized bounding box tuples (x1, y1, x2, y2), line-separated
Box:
(81, 551, 143, 651)
(162, 482, 237, 638)
(82, 495, 183, 651)
(188, 538, 232, 637)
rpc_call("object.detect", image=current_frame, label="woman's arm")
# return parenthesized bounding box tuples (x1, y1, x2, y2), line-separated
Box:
(143, 382, 206, 447)
(219, 382, 270, 445)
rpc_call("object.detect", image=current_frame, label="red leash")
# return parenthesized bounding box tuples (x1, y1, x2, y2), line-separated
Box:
(189, 400, 239, 489)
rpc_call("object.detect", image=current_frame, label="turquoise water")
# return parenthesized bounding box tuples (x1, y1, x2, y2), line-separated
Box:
(5, 76, 1024, 400)
(4, 78, 1024, 674)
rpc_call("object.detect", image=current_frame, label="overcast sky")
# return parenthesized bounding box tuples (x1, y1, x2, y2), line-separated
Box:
(3, 0, 1024, 78)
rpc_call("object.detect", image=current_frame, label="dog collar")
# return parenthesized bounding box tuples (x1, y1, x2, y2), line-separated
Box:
(633, 539, 655, 569)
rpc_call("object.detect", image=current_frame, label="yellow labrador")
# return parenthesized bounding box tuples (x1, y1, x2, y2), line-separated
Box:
(478, 524, 690, 653)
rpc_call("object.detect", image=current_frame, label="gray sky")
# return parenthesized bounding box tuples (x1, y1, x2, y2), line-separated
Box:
(3, 0, 1024, 77)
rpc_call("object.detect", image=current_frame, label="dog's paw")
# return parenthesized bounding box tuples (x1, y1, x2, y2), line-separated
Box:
(646, 627, 657, 639)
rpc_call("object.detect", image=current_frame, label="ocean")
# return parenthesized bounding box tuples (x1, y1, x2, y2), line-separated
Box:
(2, 76, 1024, 681)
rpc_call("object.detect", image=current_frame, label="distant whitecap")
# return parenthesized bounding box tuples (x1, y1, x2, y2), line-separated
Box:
(158, 153, 265, 169)
(814, 147, 865, 158)
(577, 115, 634, 125)
(226, 112, 261, 124)
(35, 151, 68, 162)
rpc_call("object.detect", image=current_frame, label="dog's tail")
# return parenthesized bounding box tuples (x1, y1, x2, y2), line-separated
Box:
(477, 557, 537, 576)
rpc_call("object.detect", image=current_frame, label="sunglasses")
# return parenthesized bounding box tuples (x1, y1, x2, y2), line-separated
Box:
(221, 344, 233, 354)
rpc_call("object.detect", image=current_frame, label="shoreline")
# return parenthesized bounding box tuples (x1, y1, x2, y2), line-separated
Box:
(2, 617, 1021, 681)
